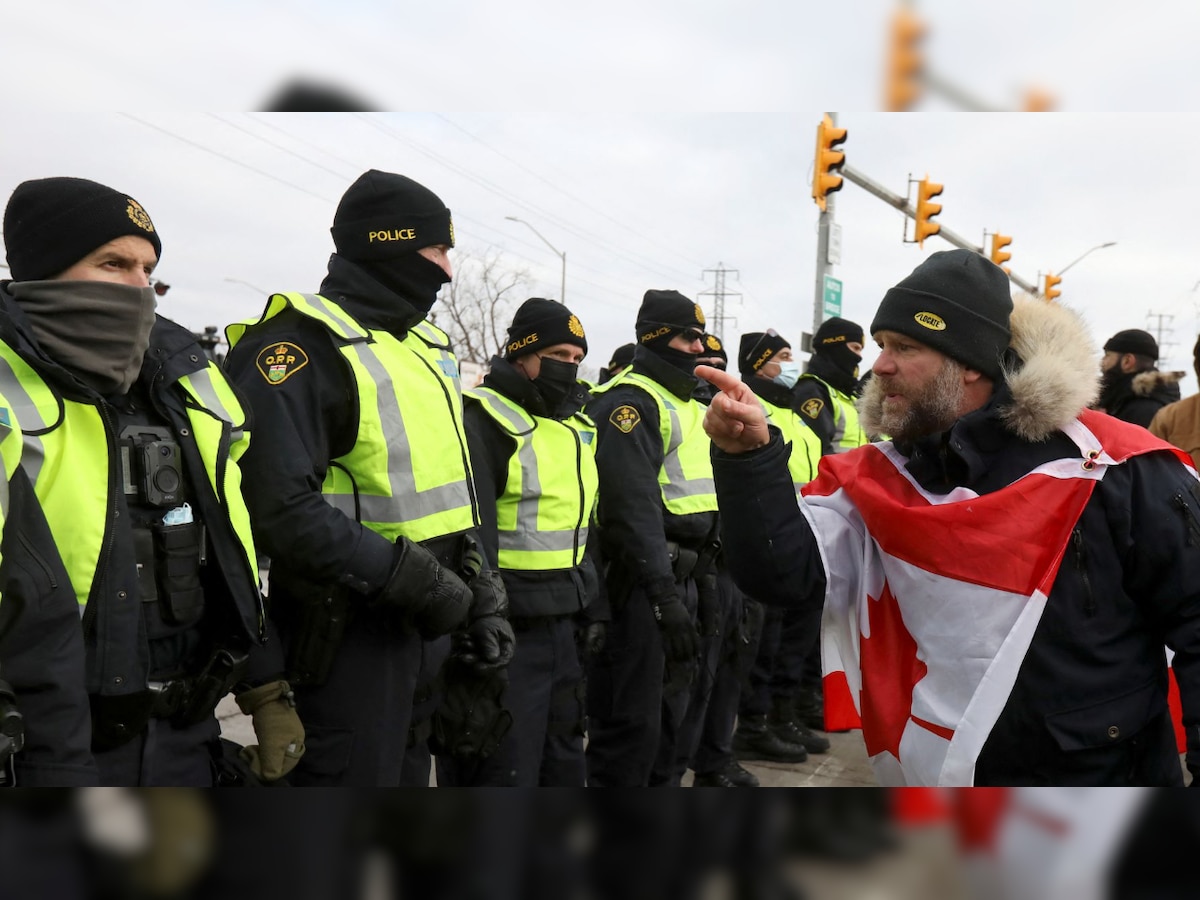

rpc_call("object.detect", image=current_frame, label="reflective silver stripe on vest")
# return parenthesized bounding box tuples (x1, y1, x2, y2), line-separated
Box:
(180, 366, 244, 443)
(470, 389, 581, 555)
(332, 334, 473, 525)
(654, 390, 716, 503)
(298, 293, 370, 340)
(830, 401, 849, 452)
(0, 352, 50, 487)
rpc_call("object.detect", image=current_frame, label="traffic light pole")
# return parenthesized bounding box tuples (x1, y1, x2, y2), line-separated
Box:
(813, 179, 836, 337)
(840, 163, 1037, 294)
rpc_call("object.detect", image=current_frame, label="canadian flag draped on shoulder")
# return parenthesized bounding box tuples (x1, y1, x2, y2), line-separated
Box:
(801, 408, 1193, 786)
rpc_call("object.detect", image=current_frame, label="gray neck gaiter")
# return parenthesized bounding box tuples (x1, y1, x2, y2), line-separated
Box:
(9, 279, 157, 395)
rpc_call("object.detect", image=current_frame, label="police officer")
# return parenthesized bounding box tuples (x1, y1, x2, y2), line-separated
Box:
(726, 330, 830, 767)
(793, 317, 868, 454)
(585, 290, 717, 786)
(672, 334, 761, 786)
(597, 343, 635, 386)
(0, 177, 299, 785)
(791, 317, 870, 734)
(448, 298, 599, 786)
(224, 169, 515, 786)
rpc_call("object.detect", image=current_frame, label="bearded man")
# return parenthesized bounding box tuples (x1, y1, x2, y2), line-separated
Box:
(698, 249, 1200, 786)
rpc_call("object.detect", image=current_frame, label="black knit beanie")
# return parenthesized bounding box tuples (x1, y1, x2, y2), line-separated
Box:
(330, 170, 454, 260)
(738, 330, 791, 375)
(1104, 329, 1158, 361)
(504, 297, 588, 359)
(4, 177, 162, 281)
(813, 316, 864, 379)
(607, 343, 636, 371)
(871, 250, 1013, 379)
(635, 289, 706, 346)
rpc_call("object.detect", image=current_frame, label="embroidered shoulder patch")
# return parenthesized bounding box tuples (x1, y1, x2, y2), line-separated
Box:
(610, 405, 641, 434)
(256, 341, 309, 385)
(800, 397, 825, 419)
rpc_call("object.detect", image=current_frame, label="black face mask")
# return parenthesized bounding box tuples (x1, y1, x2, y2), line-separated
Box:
(532, 357, 580, 415)
(358, 252, 450, 315)
(654, 345, 699, 376)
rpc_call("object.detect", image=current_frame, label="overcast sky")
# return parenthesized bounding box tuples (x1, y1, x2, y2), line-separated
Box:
(4, 112, 1197, 388)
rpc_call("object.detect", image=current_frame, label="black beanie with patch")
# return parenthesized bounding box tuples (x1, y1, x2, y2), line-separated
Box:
(813, 316, 864, 379)
(503, 297, 588, 359)
(635, 289, 706, 347)
(4, 177, 162, 281)
(330, 169, 454, 260)
(738, 330, 791, 375)
(699, 333, 727, 367)
(871, 249, 1013, 379)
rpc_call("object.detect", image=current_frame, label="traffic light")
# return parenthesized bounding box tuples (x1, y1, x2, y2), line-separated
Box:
(990, 233, 1012, 269)
(914, 175, 943, 248)
(884, 8, 925, 111)
(812, 114, 848, 211)
(1043, 272, 1062, 301)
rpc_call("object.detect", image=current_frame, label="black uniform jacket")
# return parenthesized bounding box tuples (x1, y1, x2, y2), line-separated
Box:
(585, 346, 717, 604)
(224, 255, 484, 600)
(714, 380, 1200, 785)
(464, 357, 600, 620)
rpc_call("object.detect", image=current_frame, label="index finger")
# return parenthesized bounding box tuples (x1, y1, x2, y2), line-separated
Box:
(695, 364, 742, 394)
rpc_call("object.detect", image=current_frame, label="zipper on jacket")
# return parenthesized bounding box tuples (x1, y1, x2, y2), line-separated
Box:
(1173, 492, 1200, 546)
(82, 401, 122, 640)
(1071, 528, 1096, 617)
(15, 528, 58, 589)
(570, 423, 585, 563)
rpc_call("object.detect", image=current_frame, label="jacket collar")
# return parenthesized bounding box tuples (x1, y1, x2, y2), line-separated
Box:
(318, 254, 427, 337)
(630, 344, 701, 400)
(745, 374, 796, 409)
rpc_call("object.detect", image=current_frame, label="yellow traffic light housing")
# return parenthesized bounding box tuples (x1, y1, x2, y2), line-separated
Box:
(914, 175, 943, 248)
(885, 8, 925, 111)
(990, 233, 1013, 270)
(1043, 272, 1062, 301)
(812, 114, 848, 211)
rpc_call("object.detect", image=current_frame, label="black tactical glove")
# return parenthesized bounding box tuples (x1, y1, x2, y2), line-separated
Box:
(430, 654, 513, 760)
(455, 570, 516, 673)
(651, 593, 699, 664)
(373, 537, 473, 638)
(577, 621, 607, 664)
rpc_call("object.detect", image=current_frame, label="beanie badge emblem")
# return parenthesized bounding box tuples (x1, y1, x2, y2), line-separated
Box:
(914, 312, 946, 331)
(800, 398, 824, 419)
(126, 199, 155, 233)
(256, 342, 309, 385)
(610, 405, 641, 434)
(705, 335, 721, 351)
(568, 315, 585, 338)
(694, 305, 706, 326)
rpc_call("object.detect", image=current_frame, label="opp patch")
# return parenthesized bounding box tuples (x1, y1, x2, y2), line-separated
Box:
(610, 405, 641, 434)
(256, 341, 309, 385)
(800, 398, 824, 419)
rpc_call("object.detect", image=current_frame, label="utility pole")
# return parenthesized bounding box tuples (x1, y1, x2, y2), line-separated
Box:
(700, 263, 741, 342)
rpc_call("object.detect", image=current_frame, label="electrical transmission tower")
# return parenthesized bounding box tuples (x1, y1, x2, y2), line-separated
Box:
(700, 263, 741, 342)
(1146, 311, 1176, 365)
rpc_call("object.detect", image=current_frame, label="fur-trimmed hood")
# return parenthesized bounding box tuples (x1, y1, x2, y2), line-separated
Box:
(999, 293, 1102, 441)
(1130, 368, 1186, 397)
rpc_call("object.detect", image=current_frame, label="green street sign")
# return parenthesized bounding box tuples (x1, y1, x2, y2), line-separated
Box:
(823, 275, 842, 318)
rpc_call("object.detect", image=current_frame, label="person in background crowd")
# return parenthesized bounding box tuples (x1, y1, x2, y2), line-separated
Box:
(727, 329, 829, 769)
(1097, 328, 1183, 427)
(225, 169, 514, 786)
(0, 176, 297, 785)
(597, 343, 635, 386)
(1149, 333, 1200, 469)
(452, 298, 600, 786)
(702, 249, 1200, 786)
(584, 290, 716, 786)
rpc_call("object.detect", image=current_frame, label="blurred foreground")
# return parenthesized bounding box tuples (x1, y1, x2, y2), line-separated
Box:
(0, 788, 1196, 900)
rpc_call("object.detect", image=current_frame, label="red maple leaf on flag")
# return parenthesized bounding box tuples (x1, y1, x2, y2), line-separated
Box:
(859, 581, 927, 759)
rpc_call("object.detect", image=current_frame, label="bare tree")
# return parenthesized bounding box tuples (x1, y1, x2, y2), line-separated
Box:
(433, 248, 531, 365)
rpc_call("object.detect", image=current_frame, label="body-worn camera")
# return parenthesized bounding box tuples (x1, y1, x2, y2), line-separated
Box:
(121, 425, 185, 508)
